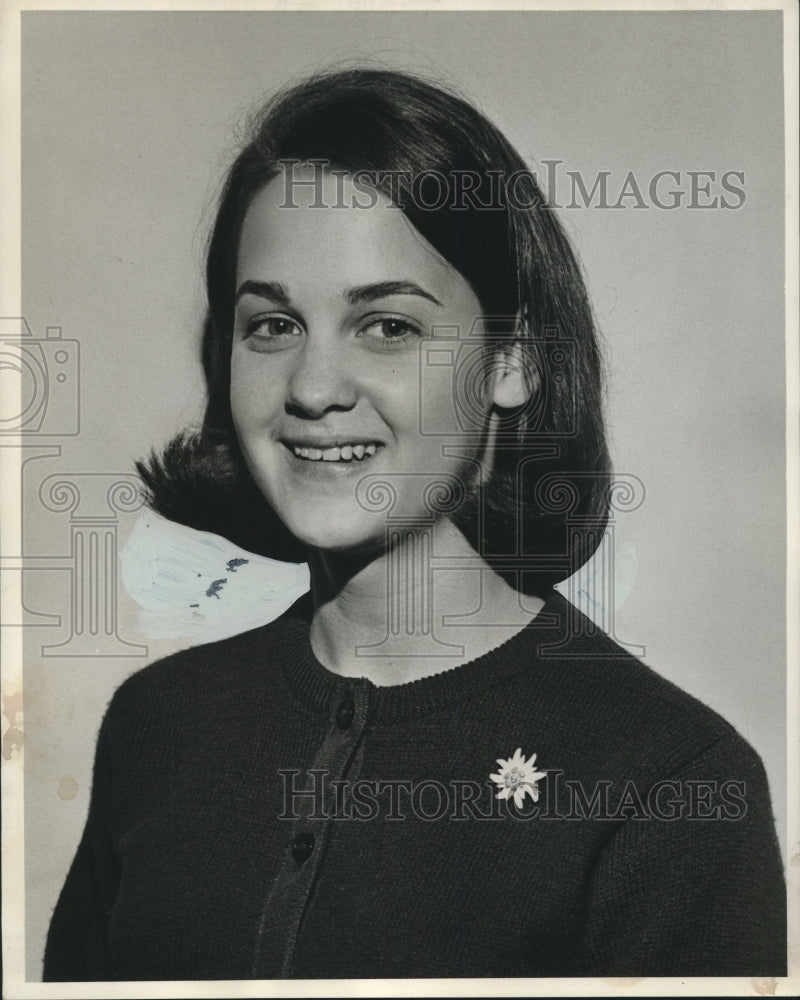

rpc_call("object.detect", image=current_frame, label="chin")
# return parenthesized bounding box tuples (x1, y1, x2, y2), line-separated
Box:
(281, 514, 387, 557)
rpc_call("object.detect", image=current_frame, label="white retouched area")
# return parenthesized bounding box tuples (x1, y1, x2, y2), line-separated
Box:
(120, 511, 310, 643)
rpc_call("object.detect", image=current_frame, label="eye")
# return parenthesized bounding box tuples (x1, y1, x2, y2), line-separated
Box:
(243, 314, 303, 350)
(358, 316, 422, 349)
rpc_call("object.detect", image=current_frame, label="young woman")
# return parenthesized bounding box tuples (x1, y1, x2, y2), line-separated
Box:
(43, 68, 785, 981)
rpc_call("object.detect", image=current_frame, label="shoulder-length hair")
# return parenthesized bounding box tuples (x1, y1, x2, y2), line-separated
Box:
(138, 67, 612, 596)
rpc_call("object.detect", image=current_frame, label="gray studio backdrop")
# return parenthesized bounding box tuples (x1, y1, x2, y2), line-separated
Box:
(19, 10, 785, 981)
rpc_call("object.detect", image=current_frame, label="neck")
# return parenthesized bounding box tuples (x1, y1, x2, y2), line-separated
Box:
(307, 519, 543, 685)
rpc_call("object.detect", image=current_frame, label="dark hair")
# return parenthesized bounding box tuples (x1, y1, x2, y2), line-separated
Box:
(138, 68, 612, 596)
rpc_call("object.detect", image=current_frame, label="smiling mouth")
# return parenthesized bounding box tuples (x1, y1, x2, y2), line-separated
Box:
(288, 442, 381, 463)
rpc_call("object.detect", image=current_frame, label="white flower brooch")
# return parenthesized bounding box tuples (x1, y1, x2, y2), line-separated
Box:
(490, 748, 547, 807)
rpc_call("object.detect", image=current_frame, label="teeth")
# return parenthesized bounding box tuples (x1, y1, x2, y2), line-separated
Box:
(291, 443, 379, 462)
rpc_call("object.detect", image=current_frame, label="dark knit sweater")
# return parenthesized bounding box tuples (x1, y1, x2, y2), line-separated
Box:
(43, 592, 786, 980)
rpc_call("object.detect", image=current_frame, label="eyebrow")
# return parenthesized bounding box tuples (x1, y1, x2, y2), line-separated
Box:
(234, 279, 443, 308)
(235, 280, 291, 307)
(345, 281, 443, 307)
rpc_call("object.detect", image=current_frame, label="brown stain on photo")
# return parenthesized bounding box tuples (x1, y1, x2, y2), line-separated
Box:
(58, 775, 79, 800)
(751, 978, 777, 996)
(2, 690, 24, 760)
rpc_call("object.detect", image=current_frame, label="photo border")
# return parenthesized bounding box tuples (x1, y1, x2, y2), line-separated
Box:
(2, 2, 797, 997)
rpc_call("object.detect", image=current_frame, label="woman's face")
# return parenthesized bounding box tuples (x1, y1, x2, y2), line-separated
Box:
(230, 171, 509, 554)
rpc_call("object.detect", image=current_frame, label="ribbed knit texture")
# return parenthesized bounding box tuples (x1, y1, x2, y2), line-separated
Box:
(43, 592, 786, 980)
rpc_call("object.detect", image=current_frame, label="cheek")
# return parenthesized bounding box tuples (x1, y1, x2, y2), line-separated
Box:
(229, 353, 280, 430)
(454, 346, 496, 430)
(417, 343, 492, 440)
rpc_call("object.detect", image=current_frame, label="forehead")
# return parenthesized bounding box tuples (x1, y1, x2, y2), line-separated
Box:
(236, 171, 476, 305)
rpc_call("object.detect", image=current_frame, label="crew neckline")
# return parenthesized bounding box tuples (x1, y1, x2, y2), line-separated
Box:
(277, 590, 573, 723)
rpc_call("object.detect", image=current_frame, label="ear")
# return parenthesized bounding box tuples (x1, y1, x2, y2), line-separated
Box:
(490, 340, 537, 410)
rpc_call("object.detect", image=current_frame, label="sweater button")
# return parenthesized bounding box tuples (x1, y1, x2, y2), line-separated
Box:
(291, 832, 315, 865)
(336, 697, 355, 730)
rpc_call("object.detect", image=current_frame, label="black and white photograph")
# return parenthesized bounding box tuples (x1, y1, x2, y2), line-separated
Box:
(1, 1, 797, 995)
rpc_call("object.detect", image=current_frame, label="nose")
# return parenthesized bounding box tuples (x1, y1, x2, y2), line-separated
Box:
(285, 334, 357, 418)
